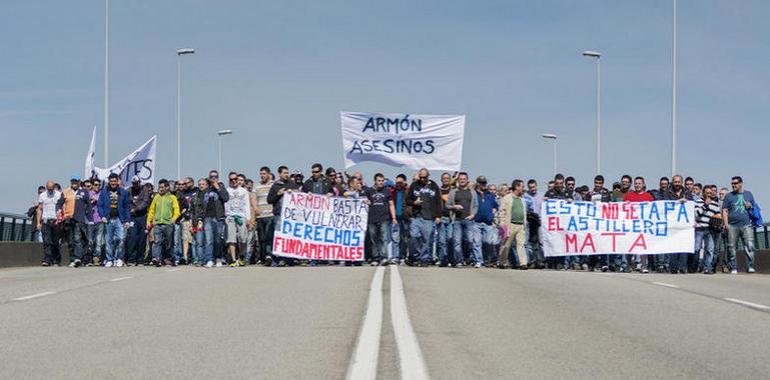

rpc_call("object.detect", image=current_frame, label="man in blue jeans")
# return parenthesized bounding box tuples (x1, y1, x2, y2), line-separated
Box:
(447, 172, 478, 267)
(390, 174, 411, 265)
(97, 173, 131, 267)
(721, 176, 757, 273)
(406, 169, 442, 266)
(436, 172, 455, 267)
(127, 176, 151, 265)
(364, 173, 396, 266)
(196, 171, 229, 268)
(473, 176, 499, 267)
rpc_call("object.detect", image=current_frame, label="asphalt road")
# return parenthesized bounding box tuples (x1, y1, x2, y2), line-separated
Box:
(1, 265, 769, 379)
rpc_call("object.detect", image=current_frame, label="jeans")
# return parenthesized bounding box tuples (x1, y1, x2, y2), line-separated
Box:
(453, 219, 475, 265)
(256, 217, 275, 261)
(192, 229, 204, 263)
(367, 221, 390, 262)
(436, 217, 453, 265)
(409, 218, 435, 263)
(203, 217, 225, 263)
(67, 220, 87, 262)
(104, 219, 126, 263)
(472, 222, 497, 265)
(86, 223, 104, 262)
(726, 224, 755, 271)
(127, 215, 147, 264)
(696, 229, 716, 271)
(244, 228, 258, 262)
(390, 219, 409, 261)
(152, 224, 174, 261)
(41, 221, 61, 264)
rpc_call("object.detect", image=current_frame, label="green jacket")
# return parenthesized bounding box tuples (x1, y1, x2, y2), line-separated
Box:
(147, 193, 180, 225)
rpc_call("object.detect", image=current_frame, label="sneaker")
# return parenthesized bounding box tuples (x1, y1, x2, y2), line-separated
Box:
(104, 261, 114, 268)
(277, 260, 287, 267)
(239, 259, 247, 266)
(68, 261, 77, 268)
(369, 261, 379, 266)
(474, 263, 482, 268)
(641, 268, 649, 274)
(264, 256, 273, 266)
(204, 260, 214, 268)
(455, 263, 464, 268)
(93, 257, 101, 266)
(380, 259, 389, 266)
(748, 267, 756, 273)
(600, 266, 609, 272)
(731, 269, 738, 274)
(115, 259, 124, 267)
(703, 269, 714, 275)
(41, 261, 50, 267)
(230, 261, 239, 267)
(150, 259, 160, 267)
(215, 259, 223, 268)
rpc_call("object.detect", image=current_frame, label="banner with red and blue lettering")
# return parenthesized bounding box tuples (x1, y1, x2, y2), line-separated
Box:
(540, 200, 695, 256)
(273, 192, 368, 261)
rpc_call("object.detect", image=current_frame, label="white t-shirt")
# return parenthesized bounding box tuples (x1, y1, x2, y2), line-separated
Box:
(38, 190, 62, 220)
(225, 186, 250, 219)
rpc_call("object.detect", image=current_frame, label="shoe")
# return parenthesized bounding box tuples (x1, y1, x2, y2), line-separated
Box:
(230, 261, 239, 267)
(474, 263, 482, 268)
(730, 269, 738, 274)
(704, 269, 714, 275)
(204, 260, 214, 268)
(41, 261, 50, 267)
(641, 268, 649, 274)
(215, 259, 223, 268)
(455, 263, 464, 268)
(163, 259, 173, 267)
(104, 261, 114, 268)
(496, 264, 507, 269)
(519, 265, 528, 270)
(115, 259, 124, 267)
(150, 259, 159, 267)
(369, 261, 379, 266)
(93, 257, 101, 266)
(277, 260, 287, 267)
(581, 264, 589, 271)
(748, 267, 756, 273)
(600, 266, 609, 272)
(239, 259, 247, 266)
(380, 259, 389, 266)
(68, 261, 77, 268)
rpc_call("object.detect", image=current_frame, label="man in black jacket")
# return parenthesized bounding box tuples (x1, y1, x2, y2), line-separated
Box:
(302, 163, 333, 195)
(406, 168, 442, 266)
(127, 176, 152, 265)
(199, 172, 229, 268)
(267, 166, 299, 267)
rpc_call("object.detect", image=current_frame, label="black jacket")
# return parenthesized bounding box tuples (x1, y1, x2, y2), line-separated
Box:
(302, 176, 333, 195)
(406, 180, 442, 220)
(197, 184, 229, 220)
(267, 180, 300, 217)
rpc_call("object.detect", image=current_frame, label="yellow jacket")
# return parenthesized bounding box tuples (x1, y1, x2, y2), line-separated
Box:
(147, 193, 180, 225)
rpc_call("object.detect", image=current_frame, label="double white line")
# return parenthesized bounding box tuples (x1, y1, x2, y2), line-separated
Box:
(347, 266, 429, 380)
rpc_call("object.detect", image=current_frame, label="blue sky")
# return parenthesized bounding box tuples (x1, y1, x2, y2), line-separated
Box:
(2, 0, 769, 212)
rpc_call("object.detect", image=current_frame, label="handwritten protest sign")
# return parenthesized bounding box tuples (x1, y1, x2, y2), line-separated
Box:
(273, 192, 368, 261)
(540, 200, 695, 256)
(341, 111, 465, 171)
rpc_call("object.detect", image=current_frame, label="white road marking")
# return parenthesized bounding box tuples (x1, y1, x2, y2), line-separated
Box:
(652, 281, 680, 289)
(110, 276, 133, 282)
(346, 266, 385, 380)
(724, 298, 770, 311)
(13, 291, 56, 301)
(390, 266, 430, 380)
(166, 268, 181, 272)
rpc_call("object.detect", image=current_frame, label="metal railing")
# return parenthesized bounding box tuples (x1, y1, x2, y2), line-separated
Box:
(0, 213, 35, 242)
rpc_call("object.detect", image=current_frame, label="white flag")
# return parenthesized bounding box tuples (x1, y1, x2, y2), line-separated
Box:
(85, 133, 157, 187)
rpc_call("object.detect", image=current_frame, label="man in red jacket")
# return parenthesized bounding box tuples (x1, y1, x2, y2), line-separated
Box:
(624, 176, 654, 273)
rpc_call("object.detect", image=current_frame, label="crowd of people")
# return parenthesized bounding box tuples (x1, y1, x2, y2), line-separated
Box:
(30, 164, 760, 275)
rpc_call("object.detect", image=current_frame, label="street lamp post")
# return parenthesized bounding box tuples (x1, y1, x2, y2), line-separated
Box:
(217, 129, 233, 174)
(176, 47, 195, 179)
(542, 134, 558, 177)
(582, 50, 601, 175)
(671, 0, 677, 177)
(104, 0, 109, 166)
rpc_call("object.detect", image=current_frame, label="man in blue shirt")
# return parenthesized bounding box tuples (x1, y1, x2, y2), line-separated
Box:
(472, 176, 499, 268)
(721, 176, 756, 273)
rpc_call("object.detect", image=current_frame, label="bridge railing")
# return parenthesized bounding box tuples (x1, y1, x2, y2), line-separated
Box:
(0, 213, 34, 242)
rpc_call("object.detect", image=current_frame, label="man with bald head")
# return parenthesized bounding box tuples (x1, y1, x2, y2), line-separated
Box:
(37, 180, 63, 266)
(406, 168, 442, 266)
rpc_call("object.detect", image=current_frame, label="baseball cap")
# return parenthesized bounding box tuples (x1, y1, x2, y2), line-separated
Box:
(476, 175, 488, 184)
(70, 174, 81, 182)
(384, 179, 395, 187)
(292, 169, 303, 177)
(131, 175, 141, 183)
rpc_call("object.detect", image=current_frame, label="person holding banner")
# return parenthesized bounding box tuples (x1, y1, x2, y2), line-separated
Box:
(665, 175, 689, 274)
(497, 180, 529, 269)
(267, 166, 299, 267)
(364, 173, 396, 266)
(624, 176, 654, 273)
(586, 175, 612, 272)
(406, 169, 442, 266)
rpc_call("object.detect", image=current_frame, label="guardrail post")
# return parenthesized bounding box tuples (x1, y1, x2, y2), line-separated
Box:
(0, 216, 6, 241)
(10, 217, 17, 241)
(764, 225, 769, 250)
(20, 220, 28, 242)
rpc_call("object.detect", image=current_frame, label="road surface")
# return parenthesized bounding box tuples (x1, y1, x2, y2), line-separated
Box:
(1, 265, 769, 379)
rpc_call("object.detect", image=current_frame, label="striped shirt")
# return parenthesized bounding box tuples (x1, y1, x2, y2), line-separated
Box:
(254, 181, 274, 219)
(694, 198, 720, 229)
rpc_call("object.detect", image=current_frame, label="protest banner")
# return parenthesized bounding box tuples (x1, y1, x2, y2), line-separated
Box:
(273, 191, 369, 261)
(340, 111, 465, 171)
(85, 126, 157, 186)
(540, 200, 695, 256)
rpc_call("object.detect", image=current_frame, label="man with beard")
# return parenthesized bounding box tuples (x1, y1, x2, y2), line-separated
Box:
(127, 176, 151, 265)
(174, 177, 195, 265)
(624, 176, 654, 273)
(436, 172, 454, 267)
(97, 173, 131, 267)
(585, 175, 611, 271)
(254, 167, 275, 265)
(406, 169, 442, 266)
(663, 175, 688, 273)
(390, 174, 411, 265)
(63, 176, 91, 268)
(267, 166, 299, 267)
(524, 179, 545, 268)
(364, 173, 396, 266)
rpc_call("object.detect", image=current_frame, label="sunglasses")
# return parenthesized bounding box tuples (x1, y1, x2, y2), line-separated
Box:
(229, 178, 237, 182)
(731, 182, 740, 185)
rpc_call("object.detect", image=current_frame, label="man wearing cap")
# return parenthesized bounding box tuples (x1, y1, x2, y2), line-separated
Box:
(127, 175, 152, 265)
(62, 175, 92, 267)
(473, 175, 499, 268)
